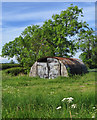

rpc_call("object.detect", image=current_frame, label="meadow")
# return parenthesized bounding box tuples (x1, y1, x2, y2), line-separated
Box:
(1, 70, 96, 119)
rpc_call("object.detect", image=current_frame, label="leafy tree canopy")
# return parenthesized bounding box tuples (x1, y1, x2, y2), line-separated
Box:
(2, 4, 96, 70)
(79, 31, 97, 68)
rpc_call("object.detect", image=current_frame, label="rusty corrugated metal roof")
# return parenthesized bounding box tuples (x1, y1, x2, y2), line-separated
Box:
(37, 56, 84, 66)
(52, 57, 86, 74)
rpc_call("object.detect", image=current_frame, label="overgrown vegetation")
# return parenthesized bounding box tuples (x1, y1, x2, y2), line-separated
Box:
(1, 4, 97, 71)
(2, 70, 96, 118)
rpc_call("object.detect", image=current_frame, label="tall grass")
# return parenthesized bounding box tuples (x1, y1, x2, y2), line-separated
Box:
(2, 71, 96, 118)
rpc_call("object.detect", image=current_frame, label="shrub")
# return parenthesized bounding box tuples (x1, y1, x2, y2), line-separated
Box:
(5, 67, 27, 76)
(0, 63, 21, 70)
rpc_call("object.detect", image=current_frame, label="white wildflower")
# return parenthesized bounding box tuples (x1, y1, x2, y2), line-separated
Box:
(68, 99, 73, 103)
(67, 97, 74, 103)
(56, 106, 62, 110)
(92, 115, 95, 118)
(62, 98, 67, 102)
(67, 97, 74, 100)
(71, 104, 77, 108)
(62, 97, 74, 103)
(93, 107, 95, 109)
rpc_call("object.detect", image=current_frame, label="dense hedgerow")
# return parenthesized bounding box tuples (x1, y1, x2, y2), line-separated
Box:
(0, 63, 21, 70)
(5, 67, 27, 76)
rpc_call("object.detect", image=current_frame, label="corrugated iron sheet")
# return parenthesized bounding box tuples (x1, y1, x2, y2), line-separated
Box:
(37, 56, 84, 66)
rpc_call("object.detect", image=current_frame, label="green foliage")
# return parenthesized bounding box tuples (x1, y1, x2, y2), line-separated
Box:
(42, 4, 86, 57)
(0, 63, 21, 70)
(78, 29, 97, 68)
(1, 4, 92, 71)
(5, 67, 27, 76)
(2, 71, 96, 118)
(10, 60, 15, 64)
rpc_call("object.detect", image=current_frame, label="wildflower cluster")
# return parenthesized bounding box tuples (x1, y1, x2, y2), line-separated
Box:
(56, 97, 77, 110)
(71, 104, 77, 109)
(62, 97, 74, 103)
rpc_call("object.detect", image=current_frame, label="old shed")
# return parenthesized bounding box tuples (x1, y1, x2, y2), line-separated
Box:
(29, 57, 87, 79)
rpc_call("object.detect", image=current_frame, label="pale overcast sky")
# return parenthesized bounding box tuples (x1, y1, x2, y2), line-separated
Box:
(0, 2, 95, 63)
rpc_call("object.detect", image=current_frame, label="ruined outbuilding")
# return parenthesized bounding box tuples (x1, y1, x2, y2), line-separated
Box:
(29, 57, 87, 79)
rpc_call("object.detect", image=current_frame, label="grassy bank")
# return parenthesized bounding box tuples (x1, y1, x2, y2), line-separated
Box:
(2, 71, 96, 118)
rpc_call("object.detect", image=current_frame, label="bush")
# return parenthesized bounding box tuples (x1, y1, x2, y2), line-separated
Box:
(5, 67, 27, 76)
(0, 63, 21, 70)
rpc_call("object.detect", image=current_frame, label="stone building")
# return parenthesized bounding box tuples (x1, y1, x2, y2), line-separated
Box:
(29, 57, 87, 79)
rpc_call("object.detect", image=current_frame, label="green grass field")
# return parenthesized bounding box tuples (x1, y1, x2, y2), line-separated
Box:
(1, 70, 96, 118)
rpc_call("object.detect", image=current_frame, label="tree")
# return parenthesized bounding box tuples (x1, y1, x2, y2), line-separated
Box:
(41, 4, 89, 57)
(1, 4, 91, 71)
(78, 28, 97, 68)
(2, 25, 54, 70)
